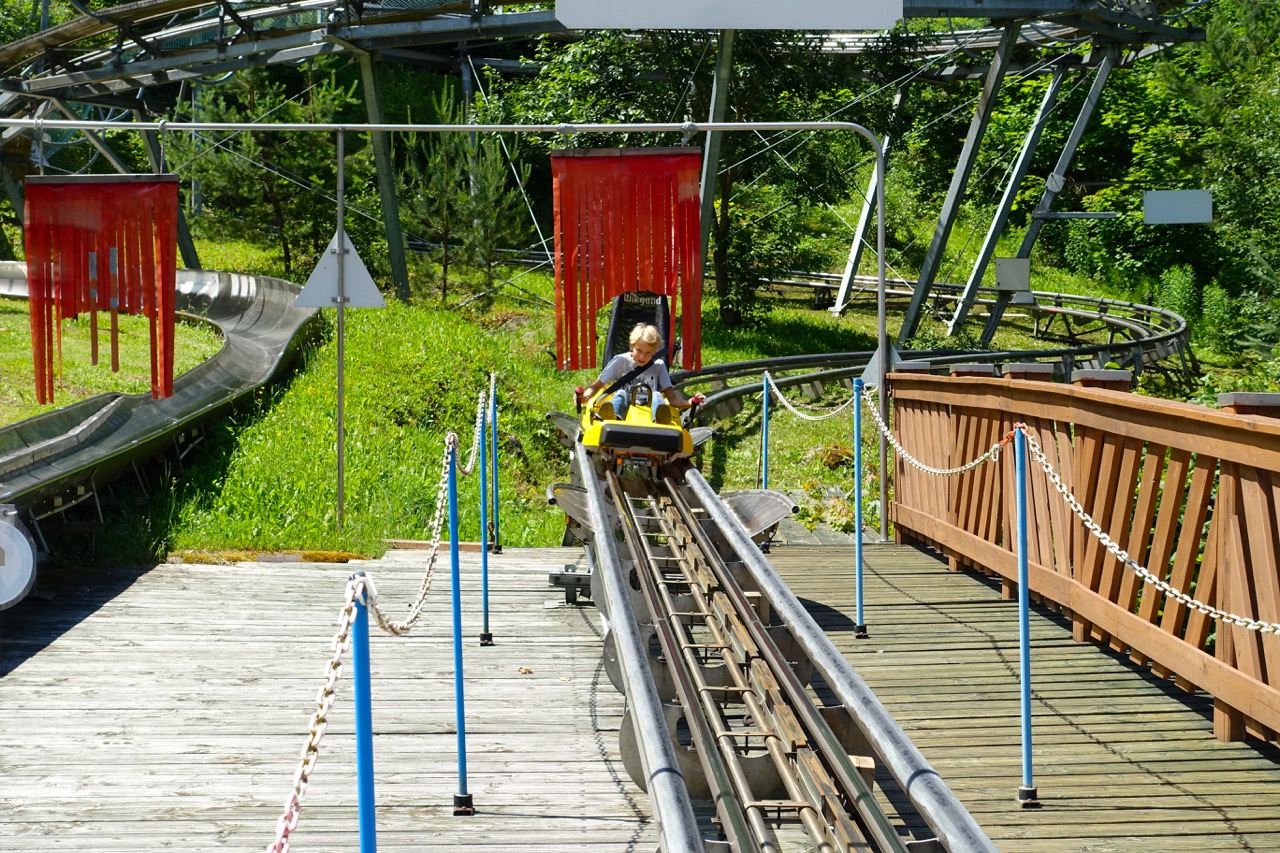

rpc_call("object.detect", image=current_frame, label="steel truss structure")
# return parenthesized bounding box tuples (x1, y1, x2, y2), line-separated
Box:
(0, 0, 1205, 337)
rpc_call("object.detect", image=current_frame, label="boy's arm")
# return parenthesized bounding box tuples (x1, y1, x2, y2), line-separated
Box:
(662, 386, 706, 410)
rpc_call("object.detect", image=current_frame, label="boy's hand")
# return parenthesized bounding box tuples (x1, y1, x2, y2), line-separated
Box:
(690, 393, 706, 406)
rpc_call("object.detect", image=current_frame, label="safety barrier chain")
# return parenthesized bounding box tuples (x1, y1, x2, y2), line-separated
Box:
(861, 388, 1015, 475)
(267, 576, 362, 853)
(457, 390, 488, 477)
(763, 370, 860, 421)
(268, 374, 495, 852)
(1019, 426, 1280, 635)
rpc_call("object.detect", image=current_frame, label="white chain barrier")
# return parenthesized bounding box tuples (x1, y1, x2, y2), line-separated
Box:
(860, 386, 1014, 476)
(458, 390, 488, 476)
(865, 391, 1280, 635)
(763, 370, 860, 421)
(267, 577, 362, 853)
(1019, 425, 1280, 636)
(268, 381, 494, 851)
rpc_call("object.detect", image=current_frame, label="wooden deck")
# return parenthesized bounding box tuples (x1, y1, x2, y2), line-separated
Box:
(2, 540, 1278, 851)
(0, 548, 658, 851)
(771, 542, 1280, 853)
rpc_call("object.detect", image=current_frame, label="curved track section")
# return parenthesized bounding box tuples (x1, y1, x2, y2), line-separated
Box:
(675, 280, 1196, 420)
(0, 261, 318, 573)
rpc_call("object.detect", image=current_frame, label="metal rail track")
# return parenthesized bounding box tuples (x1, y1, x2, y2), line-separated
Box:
(565, 448, 994, 852)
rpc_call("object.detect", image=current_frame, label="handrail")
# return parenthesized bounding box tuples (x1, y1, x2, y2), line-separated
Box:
(888, 373, 1280, 743)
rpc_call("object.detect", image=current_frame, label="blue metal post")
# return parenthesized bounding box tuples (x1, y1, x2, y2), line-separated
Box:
(1014, 427, 1039, 806)
(350, 574, 378, 851)
(479, 397, 493, 646)
(853, 380, 868, 638)
(489, 373, 501, 554)
(761, 373, 770, 490)
(448, 445, 474, 815)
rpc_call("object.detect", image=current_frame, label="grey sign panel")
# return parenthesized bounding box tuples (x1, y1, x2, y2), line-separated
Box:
(296, 232, 386, 309)
(556, 0, 903, 30)
(1143, 190, 1213, 225)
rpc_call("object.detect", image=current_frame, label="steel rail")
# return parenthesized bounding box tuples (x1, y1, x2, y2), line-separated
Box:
(572, 446, 703, 853)
(599, 462, 914, 851)
(659, 470, 910, 853)
(681, 466, 999, 853)
(606, 469, 760, 853)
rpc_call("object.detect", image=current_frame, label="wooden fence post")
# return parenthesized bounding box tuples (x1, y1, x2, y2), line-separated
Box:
(1214, 392, 1280, 742)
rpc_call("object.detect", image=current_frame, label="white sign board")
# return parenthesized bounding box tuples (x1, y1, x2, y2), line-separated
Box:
(296, 232, 386, 308)
(556, 0, 902, 30)
(1144, 190, 1213, 225)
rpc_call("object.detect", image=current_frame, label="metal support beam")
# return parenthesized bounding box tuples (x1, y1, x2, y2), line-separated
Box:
(898, 23, 1019, 344)
(699, 29, 734, 265)
(1017, 44, 1118, 260)
(832, 86, 904, 315)
(0, 164, 23, 229)
(358, 51, 410, 303)
(136, 119, 201, 269)
(949, 62, 1067, 334)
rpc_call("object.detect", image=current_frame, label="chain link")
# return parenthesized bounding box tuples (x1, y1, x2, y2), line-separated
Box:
(266, 422, 472, 849)
(1020, 426, 1280, 635)
(267, 577, 363, 853)
(763, 370, 860, 421)
(457, 391, 487, 477)
(861, 389, 1014, 476)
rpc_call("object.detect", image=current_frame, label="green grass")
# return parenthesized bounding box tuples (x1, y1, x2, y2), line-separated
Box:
(0, 298, 224, 425)
(3, 227, 1195, 565)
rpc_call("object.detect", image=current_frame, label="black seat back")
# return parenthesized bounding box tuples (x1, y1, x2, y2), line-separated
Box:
(603, 291, 671, 364)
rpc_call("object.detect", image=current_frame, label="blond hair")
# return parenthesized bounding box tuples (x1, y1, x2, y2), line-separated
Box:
(629, 323, 662, 349)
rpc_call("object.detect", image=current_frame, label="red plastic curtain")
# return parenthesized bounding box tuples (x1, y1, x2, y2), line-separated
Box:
(552, 148, 702, 371)
(25, 176, 179, 404)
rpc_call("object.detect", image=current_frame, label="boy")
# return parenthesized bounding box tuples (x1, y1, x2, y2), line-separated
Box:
(575, 323, 705, 421)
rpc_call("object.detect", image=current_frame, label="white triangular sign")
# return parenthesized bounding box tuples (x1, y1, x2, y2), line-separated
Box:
(296, 232, 386, 308)
(861, 344, 902, 386)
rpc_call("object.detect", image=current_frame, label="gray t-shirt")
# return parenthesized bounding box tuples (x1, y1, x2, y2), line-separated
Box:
(598, 354, 673, 399)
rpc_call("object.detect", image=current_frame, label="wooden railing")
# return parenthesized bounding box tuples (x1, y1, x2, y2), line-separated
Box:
(888, 370, 1280, 745)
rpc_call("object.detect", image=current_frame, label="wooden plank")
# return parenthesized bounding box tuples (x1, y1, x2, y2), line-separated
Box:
(771, 543, 1280, 853)
(1242, 467, 1280, 687)
(1113, 442, 1166, 652)
(1132, 447, 1192, 666)
(1154, 454, 1216, 685)
(0, 548, 667, 851)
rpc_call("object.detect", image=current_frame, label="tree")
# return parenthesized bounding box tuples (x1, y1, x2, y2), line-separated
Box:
(166, 62, 360, 278)
(462, 133, 531, 291)
(403, 91, 471, 302)
(476, 30, 880, 328)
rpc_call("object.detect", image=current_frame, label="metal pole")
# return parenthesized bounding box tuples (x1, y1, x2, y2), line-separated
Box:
(573, 448, 701, 851)
(1014, 426, 1039, 806)
(479, 395, 493, 646)
(761, 372, 770, 490)
(448, 443, 474, 815)
(351, 574, 378, 852)
(876, 135, 889, 541)
(853, 379, 868, 638)
(335, 129, 347, 528)
(489, 373, 502, 553)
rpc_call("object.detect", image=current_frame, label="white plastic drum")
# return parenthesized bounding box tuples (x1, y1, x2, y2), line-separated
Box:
(0, 506, 37, 610)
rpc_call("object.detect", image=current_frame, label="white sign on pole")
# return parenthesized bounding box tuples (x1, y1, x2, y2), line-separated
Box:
(1143, 190, 1213, 225)
(295, 232, 386, 308)
(555, 0, 902, 30)
(995, 257, 1036, 305)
